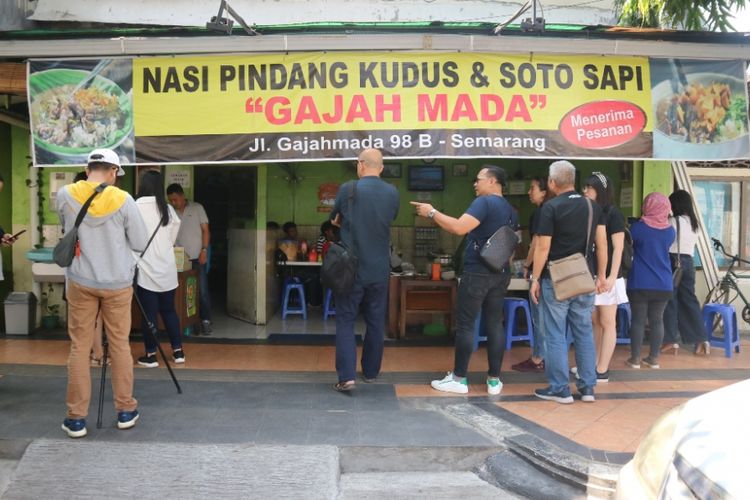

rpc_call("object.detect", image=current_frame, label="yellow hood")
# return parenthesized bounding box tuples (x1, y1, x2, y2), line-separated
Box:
(68, 181, 128, 217)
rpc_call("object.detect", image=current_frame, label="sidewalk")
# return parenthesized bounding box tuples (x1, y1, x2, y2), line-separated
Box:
(1, 336, 749, 497)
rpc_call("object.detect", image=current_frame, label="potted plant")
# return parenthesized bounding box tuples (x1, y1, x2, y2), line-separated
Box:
(40, 284, 61, 329)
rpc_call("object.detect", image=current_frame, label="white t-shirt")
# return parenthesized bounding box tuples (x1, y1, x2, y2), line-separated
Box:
(669, 215, 699, 255)
(134, 197, 181, 292)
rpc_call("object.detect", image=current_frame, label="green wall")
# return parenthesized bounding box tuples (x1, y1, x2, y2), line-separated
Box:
(265, 158, 632, 231)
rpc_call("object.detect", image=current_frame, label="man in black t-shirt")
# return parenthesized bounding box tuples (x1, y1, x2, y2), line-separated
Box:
(529, 160, 607, 404)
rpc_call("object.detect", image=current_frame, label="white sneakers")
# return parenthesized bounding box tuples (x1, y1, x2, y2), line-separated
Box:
(431, 372, 468, 394)
(430, 372, 503, 395)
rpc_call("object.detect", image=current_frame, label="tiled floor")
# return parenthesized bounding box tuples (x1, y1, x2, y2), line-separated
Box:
(2, 335, 748, 454)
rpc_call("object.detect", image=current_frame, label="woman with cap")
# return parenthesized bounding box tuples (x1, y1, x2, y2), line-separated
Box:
(575, 172, 627, 383)
(625, 192, 675, 369)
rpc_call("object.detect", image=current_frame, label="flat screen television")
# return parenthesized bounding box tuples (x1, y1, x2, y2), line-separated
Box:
(408, 165, 444, 191)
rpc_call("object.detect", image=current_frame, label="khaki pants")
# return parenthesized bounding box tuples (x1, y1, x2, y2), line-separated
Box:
(66, 280, 137, 418)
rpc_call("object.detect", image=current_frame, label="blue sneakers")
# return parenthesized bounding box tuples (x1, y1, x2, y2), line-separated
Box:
(61, 418, 87, 438)
(534, 386, 574, 404)
(117, 410, 139, 429)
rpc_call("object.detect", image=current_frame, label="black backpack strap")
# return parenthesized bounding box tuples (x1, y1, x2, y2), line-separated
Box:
(73, 182, 108, 229)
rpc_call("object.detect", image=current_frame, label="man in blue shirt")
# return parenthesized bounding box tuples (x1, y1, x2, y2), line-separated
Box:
(330, 149, 399, 392)
(412, 166, 517, 395)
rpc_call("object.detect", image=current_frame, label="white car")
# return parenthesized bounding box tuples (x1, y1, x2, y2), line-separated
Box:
(616, 378, 750, 499)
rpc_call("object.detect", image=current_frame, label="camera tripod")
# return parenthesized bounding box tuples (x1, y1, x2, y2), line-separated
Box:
(96, 287, 183, 429)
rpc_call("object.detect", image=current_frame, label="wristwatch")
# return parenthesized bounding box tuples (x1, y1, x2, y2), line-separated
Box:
(528, 275, 538, 283)
(427, 208, 437, 219)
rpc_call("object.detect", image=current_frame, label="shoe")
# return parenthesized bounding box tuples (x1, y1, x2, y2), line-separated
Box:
(333, 380, 356, 392)
(625, 358, 641, 369)
(578, 386, 595, 403)
(361, 374, 376, 383)
(642, 357, 660, 369)
(534, 386, 574, 404)
(431, 372, 468, 394)
(201, 320, 212, 335)
(512, 357, 544, 373)
(694, 341, 711, 356)
(137, 353, 158, 368)
(117, 410, 139, 429)
(661, 343, 680, 355)
(90, 356, 111, 367)
(487, 377, 503, 395)
(596, 370, 610, 383)
(570, 366, 580, 380)
(173, 349, 185, 364)
(61, 418, 87, 438)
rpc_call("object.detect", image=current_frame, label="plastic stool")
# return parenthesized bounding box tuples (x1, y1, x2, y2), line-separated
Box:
(504, 297, 534, 350)
(473, 315, 486, 352)
(616, 303, 632, 345)
(323, 289, 336, 319)
(282, 281, 307, 319)
(703, 303, 740, 358)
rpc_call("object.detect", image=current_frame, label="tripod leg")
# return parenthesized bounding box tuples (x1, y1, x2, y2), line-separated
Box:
(133, 287, 182, 394)
(96, 329, 108, 429)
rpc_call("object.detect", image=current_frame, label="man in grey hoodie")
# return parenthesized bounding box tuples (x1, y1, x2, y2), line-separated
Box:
(57, 148, 148, 438)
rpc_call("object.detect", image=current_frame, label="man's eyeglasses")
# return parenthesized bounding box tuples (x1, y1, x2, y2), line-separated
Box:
(474, 176, 488, 183)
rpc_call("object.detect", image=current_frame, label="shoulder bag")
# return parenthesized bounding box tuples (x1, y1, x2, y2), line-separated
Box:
(672, 218, 683, 287)
(321, 181, 359, 295)
(53, 183, 108, 267)
(479, 215, 519, 273)
(547, 197, 596, 301)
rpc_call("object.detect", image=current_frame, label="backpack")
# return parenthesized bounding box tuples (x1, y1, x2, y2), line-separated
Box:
(320, 181, 358, 295)
(620, 227, 634, 274)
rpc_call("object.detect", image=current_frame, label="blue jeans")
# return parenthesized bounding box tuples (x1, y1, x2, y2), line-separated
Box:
(663, 254, 706, 345)
(455, 272, 511, 378)
(191, 259, 211, 322)
(334, 280, 388, 382)
(540, 279, 596, 393)
(136, 286, 183, 353)
(529, 292, 545, 360)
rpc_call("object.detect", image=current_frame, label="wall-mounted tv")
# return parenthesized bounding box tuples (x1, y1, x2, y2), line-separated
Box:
(408, 165, 444, 191)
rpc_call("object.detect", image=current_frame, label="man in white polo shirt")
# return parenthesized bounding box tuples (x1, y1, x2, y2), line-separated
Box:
(167, 183, 212, 335)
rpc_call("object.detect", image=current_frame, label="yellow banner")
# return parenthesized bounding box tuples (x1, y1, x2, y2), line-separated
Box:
(133, 52, 653, 136)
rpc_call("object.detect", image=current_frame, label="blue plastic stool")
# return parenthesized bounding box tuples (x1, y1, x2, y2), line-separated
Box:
(504, 297, 534, 350)
(323, 289, 336, 319)
(703, 303, 740, 358)
(616, 303, 632, 345)
(282, 281, 307, 319)
(473, 315, 486, 352)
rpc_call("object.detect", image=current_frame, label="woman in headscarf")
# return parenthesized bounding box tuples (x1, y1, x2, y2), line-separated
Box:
(625, 192, 675, 369)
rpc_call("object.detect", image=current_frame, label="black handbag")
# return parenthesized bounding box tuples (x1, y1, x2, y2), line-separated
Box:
(53, 183, 107, 267)
(672, 217, 683, 287)
(479, 222, 519, 273)
(321, 181, 359, 295)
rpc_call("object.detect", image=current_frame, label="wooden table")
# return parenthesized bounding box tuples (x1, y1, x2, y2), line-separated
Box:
(132, 268, 201, 334)
(398, 278, 457, 339)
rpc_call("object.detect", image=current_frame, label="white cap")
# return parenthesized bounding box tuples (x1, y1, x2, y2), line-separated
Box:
(87, 148, 125, 176)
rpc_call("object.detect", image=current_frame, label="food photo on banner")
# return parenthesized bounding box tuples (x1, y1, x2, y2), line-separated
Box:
(28, 59, 135, 166)
(25, 53, 750, 165)
(650, 58, 749, 160)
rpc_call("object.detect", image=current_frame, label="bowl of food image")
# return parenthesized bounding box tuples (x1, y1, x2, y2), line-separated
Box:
(652, 73, 749, 159)
(29, 68, 133, 161)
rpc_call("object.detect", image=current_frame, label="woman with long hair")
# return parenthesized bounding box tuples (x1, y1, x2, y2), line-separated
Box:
(579, 172, 627, 382)
(626, 192, 675, 369)
(134, 170, 184, 367)
(512, 176, 551, 373)
(662, 190, 710, 355)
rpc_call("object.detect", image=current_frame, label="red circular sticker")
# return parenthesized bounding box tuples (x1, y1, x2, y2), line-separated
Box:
(559, 101, 646, 149)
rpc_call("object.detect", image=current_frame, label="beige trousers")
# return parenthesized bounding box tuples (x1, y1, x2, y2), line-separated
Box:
(66, 280, 137, 418)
